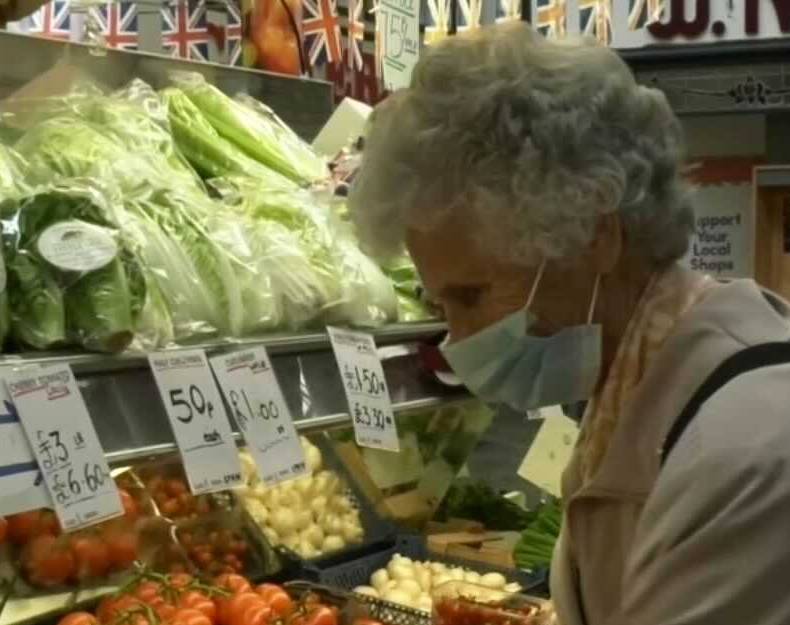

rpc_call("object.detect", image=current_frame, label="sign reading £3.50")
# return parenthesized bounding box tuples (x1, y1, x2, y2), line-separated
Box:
(531, 0, 790, 49)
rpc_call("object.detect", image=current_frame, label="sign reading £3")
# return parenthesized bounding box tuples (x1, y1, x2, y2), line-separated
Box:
(530, 1, 790, 49)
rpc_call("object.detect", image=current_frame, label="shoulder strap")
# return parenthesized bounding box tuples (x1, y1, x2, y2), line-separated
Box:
(661, 342, 790, 467)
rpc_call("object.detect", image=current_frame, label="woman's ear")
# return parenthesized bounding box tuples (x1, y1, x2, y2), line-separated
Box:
(589, 213, 623, 275)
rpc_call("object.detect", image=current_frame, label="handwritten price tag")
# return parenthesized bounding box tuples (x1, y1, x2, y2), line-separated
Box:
(377, 0, 420, 91)
(0, 377, 51, 516)
(7, 366, 122, 532)
(149, 350, 243, 495)
(211, 348, 307, 487)
(328, 327, 400, 452)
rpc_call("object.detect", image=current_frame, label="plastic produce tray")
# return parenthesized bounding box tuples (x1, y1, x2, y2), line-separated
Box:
(302, 534, 546, 594)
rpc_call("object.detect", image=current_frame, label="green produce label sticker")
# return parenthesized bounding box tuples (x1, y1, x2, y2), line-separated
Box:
(37, 220, 118, 273)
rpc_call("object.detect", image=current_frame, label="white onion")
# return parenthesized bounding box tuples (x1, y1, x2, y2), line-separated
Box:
(480, 572, 507, 589)
(354, 586, 379, 598)
(383, 589, 412, 607)
(416, 595, 433, 613)
(397, 579, 422, 599)
(322, 534, 346, 552)
(371, 569, 389, 591)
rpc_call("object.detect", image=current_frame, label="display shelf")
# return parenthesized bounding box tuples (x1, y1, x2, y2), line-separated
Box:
(0, 322, 466, 465)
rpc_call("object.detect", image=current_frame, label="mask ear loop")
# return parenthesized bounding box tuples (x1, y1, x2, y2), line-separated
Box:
(587, 274, 601, 324)
(526, 260, 547, 309)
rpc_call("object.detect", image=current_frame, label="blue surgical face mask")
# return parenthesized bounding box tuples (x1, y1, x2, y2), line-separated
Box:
(440, 262, 602, 411)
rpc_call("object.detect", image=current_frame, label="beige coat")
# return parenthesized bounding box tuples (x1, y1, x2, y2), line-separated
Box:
(551, 277, 790, 625)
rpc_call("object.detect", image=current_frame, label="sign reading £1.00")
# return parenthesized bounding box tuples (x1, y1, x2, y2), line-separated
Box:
(533, 1, 790, 49)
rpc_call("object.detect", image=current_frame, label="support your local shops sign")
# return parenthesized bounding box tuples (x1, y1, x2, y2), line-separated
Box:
(537, 1, 790, 49)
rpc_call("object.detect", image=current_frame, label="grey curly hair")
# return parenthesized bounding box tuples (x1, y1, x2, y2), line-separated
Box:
(349, 22, 694, 267)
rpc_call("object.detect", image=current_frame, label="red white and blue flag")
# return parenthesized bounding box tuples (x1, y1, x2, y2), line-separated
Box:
(303, 0, 342, 66)
(93, 2, 138, 50)
(534, 0, 566, 37)
(27, 0, 71, 38)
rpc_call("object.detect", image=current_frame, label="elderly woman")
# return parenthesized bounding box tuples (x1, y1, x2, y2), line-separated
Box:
(349, 22, 790, 625)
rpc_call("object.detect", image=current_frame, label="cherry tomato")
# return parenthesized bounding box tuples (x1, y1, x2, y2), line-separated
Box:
(254, 585, 292, 617)
(166, 479, 189, 497)
(160, 498, 182, 518)
(303, 606, 338, 625)
(71, 535, 111, 579)
(168, 572, 194, 589)
(23, 534, 76, 587)
(214, 573, 252, 595)
(156, 603, 178, 621)
(179, 590, 217, 623)
(57, 612, 99, 625)
(105, 531, 138, 571)
(97, 595, 142, 624)
(7, 511, 42, 544)
(119, 490, 139, 521)
(171, 608, 213, 625)
(135, 580, 163, 603)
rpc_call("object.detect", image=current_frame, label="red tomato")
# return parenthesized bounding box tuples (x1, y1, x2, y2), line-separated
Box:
(171, 608, 213, 625)
(119, 490, 139, 521)
(353, 619, 384, 625)
(303, 606, 338, 625)
(239, 602, 271, 625)
(0, 517, 7, 544)
(97, 595, 142, 624)
(179, 590, 217, 623)
(23, 534, 75, 587)
(135, 580, 163, 603)
(226, 593, 264, 625)
(38, 510, 61, 536)
(214, 574, 252, 595)
(168, 572, 194, 589)
(166, 479, 189, 497)
(7, 511, 42, 544)
(156, 604, 178, 621)
(57, 612, 99, 625)
(105, 531, 138, 571)
(71, 535, 111, 579)
(254, 585, 292, 617)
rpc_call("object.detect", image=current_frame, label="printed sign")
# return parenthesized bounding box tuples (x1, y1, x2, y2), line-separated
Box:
(7, 366, 123, 531)
(149, 350, 243, 495)
(0, 377, 52, 516)
(328, 327, 400, 452)
(210, 348, 307, 486)
(682, 182, 754, 278)
(377, 0, 420, 91)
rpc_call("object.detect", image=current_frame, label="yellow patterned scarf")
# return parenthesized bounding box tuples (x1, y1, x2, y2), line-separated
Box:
(579, 265, 718, 482)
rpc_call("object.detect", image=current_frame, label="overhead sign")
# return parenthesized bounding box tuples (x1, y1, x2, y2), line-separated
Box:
(531, 0, 790, 49)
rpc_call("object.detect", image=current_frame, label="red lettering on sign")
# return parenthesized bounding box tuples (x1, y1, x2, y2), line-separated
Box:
(745, 0, 790, 35)
(648, 0, 710, 39)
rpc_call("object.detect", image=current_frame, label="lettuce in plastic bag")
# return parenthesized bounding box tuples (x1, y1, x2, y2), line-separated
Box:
(173, 73, 327, 184)
(1, 181, 138, 352)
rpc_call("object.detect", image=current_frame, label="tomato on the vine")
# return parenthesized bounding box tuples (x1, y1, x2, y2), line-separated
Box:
(226, 593, 264, 625)
(171, 608, 213, 625)
(105, 530, 138, 570)
(23, 534, 75, 587)
(239, 602, 271, 625)
(179, 590, 217, 623)
(168, 572, 195, 589)
(255, 585, 292, 617)
(303, 606, 339, 625)
(214, 573, 252, 595)
(135, 580, 164, 603)
(56, 612, 99, 625)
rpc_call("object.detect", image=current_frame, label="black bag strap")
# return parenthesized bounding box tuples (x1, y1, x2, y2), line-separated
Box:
(660, 342, 790, 467)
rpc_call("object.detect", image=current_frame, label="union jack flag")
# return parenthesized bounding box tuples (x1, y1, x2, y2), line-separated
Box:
(534, 0, 565, 38)
(628, 0, 663, 29)
(162, 1, 208, 60)
(496, 0, 521, 23)
(424, 0, 451, 44)
(303, 0, 342, 66)
(579, 0, 610, 44)
(27, 0, 71, 38)
(346, 0, 364, 69)
(456, 0, 482, 31)
(90, 2, 138, 50)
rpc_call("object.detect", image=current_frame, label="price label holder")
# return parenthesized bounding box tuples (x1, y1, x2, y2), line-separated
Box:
(6, 365, 122, 532)
(376, 0, 420, 91)
(148, 350, 243, 495)
(328, 326, 400, 452)
(210, 348, 307, 487)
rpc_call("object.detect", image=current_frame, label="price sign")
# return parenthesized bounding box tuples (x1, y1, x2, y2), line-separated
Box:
(148, 350, 243, 494)
(328, 327, 400, 451)
(210, 348, 307, 486)
(376, 0, 420, 91)
(0, 376, 52, 516)
(6, 366, 122, 531)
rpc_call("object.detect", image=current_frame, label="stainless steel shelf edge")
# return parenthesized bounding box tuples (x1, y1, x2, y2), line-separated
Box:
(0, 322, 447, 374)
(104, 395, 470, 465)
